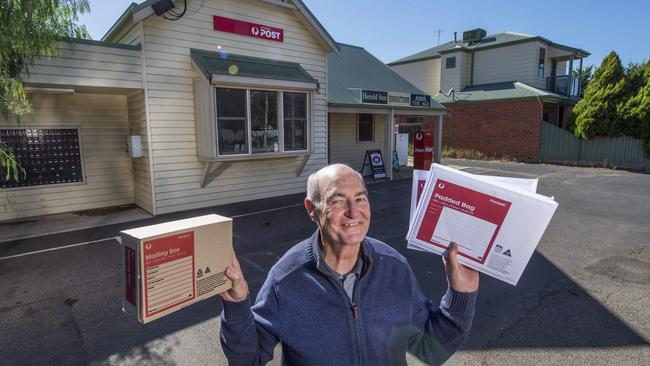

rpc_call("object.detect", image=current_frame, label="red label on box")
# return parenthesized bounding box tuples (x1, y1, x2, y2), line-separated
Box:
(413, 131, 433, 170)
(143, 231, 196, 317)
(213, 15, 284, 42)
(416, 179, 511, 264)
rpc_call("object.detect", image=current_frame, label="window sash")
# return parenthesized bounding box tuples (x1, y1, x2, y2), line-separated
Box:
(283, 92, 308, 151)
(250, 90, 279, 153)
(216, 88, 248, 155)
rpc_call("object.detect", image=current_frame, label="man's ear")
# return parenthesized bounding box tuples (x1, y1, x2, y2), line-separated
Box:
(304, 198, 319, 224)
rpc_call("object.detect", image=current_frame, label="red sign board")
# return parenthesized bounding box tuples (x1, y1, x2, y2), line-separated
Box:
(143, 231, 196, 317)
(413, 131, 433, 170)
(415, 179, 511, 264)
(213, 15, 284, 42)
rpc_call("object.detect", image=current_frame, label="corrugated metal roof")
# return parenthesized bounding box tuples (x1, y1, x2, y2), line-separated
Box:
(388, 32, 587, 66)
(190, 49, 317, 83)
(433, 81, 571, 104)
(327, 43, 446, 110)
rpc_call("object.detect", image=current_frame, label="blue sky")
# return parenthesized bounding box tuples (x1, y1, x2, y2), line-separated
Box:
(79, 0, 649, 69)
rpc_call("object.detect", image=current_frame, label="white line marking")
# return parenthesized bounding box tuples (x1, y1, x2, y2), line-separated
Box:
(229, 203, 304, 218)
(0, 202, 306, 260)
(0, 237, 119, 261)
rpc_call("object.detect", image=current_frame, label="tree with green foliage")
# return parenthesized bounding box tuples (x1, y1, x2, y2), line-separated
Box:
(620, 61, 650, 157)
(572, 64, 594, 98)
(0, 0, 89, 188)
(573, 51, 627, 139)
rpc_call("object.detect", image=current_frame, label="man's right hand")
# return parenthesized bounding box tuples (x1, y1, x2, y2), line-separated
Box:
(219, 252, 249, 303)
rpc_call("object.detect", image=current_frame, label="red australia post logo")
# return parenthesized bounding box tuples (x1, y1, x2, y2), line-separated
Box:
(214, 15, 284, 42)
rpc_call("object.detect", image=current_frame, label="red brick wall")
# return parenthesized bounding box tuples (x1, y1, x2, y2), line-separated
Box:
(397, 100, 542, 161)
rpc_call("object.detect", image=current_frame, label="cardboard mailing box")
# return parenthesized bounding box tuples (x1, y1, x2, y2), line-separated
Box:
(120, 214, 233, 323)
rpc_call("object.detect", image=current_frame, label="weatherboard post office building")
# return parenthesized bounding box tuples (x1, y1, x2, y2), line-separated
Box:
(0, 0, 444, 221)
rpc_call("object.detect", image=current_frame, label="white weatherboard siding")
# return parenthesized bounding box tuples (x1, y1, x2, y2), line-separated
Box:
(142, 0, 328, 214)
(127, 91, 154, 213)
(0, 94, 135, 220)
(473, 41, 541, 88)
(391, 59, 441, 96)
(440, 51, 470, 93)
(21, 41, 142, 90)
(329, 113, 386, 174)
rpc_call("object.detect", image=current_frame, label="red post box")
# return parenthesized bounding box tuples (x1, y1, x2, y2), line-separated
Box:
(413, 131, 433, 170)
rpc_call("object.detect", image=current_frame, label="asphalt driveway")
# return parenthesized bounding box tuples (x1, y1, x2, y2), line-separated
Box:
(0, 159, 648, 365)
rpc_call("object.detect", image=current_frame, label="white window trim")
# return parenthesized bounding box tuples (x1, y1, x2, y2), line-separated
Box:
(213, 85, 312, 160)
(357, 113, 375, 143)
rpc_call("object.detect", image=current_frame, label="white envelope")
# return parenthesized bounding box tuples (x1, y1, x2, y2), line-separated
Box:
(407, 164, 557, 286)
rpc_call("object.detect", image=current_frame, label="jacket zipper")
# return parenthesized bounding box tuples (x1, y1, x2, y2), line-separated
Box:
(349, 256, 372, 366)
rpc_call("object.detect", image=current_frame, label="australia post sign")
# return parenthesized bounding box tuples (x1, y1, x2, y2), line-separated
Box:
(213, 15, 284, 42)
(413, 131, 433, 170)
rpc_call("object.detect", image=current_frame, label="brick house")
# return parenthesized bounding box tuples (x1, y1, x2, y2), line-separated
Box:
(388, 29, 589, 161)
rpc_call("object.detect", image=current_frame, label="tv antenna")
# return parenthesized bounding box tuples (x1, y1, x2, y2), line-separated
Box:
(435, 29, 443, 46)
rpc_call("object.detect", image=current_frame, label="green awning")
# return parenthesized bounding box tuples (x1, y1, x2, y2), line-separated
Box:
(190, 49, 318, 90)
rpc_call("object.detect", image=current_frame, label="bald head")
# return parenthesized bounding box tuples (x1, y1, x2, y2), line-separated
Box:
(306, 164, 366, 206)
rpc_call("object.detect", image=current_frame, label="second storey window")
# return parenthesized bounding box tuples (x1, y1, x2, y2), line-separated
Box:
(446, 56, 456, 69)
(538, 47, 546, 78)
(215, 87, 310, 156)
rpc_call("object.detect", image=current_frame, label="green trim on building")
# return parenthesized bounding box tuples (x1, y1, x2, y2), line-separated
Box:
(101, 2, 137, 41)
(62, 37, 141, 51)
(434, 81, 573, 104)
(327, 43, 446, 111)
(190, 49, 318, 83)
(388, 32, 589, 66)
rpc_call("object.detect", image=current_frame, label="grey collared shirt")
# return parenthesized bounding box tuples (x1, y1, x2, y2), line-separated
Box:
(317, 245, 364, 301)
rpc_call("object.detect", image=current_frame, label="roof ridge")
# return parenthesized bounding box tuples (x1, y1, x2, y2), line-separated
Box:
(502, 31, 537, 37)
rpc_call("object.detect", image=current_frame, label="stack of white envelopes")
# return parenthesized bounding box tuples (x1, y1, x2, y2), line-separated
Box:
(406, 164, 558, 285)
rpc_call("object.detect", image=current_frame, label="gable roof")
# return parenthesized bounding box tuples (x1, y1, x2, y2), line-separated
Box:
(433, 81, 573, 104)
(327, 43, 445, 111)
(388, 32, 589, 66)
(101, 0, 339, 54)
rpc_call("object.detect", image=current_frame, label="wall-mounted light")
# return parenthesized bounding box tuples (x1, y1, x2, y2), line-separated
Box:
(24, 87, 75, 95)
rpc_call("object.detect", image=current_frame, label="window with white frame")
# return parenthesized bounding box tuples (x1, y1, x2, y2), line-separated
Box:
(538, 47, 546, 78)
(215, 87, 309, 156)
(446, 56, 456, 69)
(357, 113, 374, 142)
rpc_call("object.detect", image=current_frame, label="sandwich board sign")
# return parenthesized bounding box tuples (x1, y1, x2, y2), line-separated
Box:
(361, 149, 387, 180)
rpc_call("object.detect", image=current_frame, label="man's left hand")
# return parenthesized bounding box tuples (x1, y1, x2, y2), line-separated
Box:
(442, 243, 479, 292)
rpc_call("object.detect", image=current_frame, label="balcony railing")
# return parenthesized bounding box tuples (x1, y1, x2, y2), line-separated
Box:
(546, 75, 580, 98)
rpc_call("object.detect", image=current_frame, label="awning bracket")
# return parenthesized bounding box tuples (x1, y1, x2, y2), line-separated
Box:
(200, 161, 233, 188)
(296, 154, 311, 177)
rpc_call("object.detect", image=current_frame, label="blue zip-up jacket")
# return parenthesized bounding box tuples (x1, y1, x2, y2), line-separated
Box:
(220, 231, 477, 365)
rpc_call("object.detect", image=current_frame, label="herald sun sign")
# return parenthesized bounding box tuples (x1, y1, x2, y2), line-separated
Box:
(213, 15, 284, 42)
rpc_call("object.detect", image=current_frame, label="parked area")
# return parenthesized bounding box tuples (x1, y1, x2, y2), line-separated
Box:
(0, 160, 648, 365)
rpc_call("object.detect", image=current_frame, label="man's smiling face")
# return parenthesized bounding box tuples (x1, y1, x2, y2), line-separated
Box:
(312, 169, 371, 248)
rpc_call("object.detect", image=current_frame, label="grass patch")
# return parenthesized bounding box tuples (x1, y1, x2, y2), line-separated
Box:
(441, 146, 515, 161)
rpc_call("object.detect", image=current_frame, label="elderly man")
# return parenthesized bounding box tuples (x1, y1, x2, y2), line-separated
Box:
(219, 164, 478, 365)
